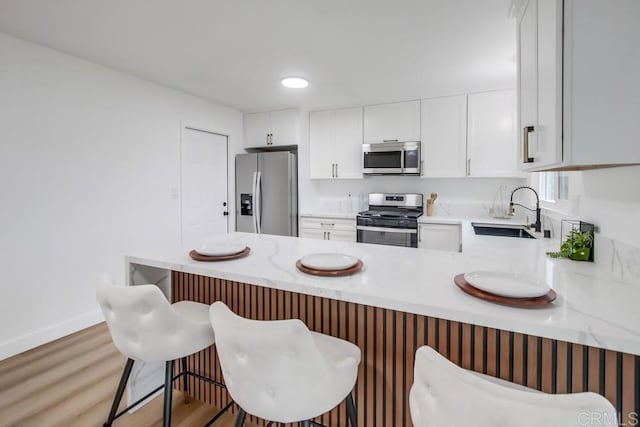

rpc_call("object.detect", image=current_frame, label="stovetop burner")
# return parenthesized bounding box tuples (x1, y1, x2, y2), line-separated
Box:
(358, 209, 423, 219)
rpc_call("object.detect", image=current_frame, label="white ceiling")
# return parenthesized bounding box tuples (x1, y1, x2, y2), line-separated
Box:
(0, 0, 516, 113)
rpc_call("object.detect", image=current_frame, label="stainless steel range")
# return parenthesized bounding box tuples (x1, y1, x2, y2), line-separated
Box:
(357, 193, 423, 248)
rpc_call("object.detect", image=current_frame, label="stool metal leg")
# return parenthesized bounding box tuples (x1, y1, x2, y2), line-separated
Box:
(181, 357, 190, 404)
(104, 358, 135, 427)
(235, 408, 246, 427)
(346, 392, 357, 427)
(163, 360, 174, 427)
(302, 421, 310, 427)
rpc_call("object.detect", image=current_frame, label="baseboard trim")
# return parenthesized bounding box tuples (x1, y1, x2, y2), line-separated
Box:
(0, 310, 104, 361)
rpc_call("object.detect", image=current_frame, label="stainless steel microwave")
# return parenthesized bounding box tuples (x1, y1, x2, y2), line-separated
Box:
(362, 141, 421, 175)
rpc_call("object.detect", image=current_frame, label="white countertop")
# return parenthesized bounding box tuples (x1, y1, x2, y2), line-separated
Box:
(127, 224, 640, 355)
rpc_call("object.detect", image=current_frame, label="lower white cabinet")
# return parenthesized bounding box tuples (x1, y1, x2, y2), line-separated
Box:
(299, 216, 356, 241)
(418, 223, 462, 252)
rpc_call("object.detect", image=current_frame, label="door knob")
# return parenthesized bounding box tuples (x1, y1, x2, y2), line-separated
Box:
(223, 211, 229, 216)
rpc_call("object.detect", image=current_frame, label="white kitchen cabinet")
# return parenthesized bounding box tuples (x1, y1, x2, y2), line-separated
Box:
(309, 110, 335, 179)
(418, 223, 461, 252)
(309, 107, 363, 179)
(244, 112, 271, 148)
(299, 228, 327, 240)
(326, 229, 357, 242)
(244, 109, 299, 148)
(467, 90, 520, 177)
(299, 216, 356, 241)
(363, 101, 420, 143)
(517, 0, 562, 170)
(420, 95, 467, 177)
(516, 0, 640, 171)
(420, 91, 520, 179)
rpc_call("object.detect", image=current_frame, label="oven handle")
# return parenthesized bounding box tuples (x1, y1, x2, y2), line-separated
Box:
(356, 225, 417, 234)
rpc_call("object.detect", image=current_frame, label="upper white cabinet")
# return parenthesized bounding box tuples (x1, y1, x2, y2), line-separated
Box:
(420, 91, 520, 178)
(363, 101, 420, 143)
(309, 107, 363, 179)
(421, 95, 467, 177)
(517, 0, 562, 170)
(467, 90, 520, 177)
(244, 112, 271, 148)
(516, 0, 640, 171)
(244, 109, 299, 148)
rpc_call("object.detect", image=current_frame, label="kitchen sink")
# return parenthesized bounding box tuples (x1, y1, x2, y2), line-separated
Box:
(472, 222, 536, 239)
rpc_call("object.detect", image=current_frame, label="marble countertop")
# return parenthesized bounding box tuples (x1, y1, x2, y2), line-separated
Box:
(127, 225, 640, 355)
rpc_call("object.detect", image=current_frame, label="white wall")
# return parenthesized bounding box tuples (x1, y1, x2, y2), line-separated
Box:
(533, 166, 640, 247)
(576, 166, 640, 247)
(0, 34, 243, 359)
(532, 166, 640, 283)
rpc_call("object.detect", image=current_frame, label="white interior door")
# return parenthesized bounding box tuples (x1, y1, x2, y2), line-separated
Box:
(181, 128, 228, 246)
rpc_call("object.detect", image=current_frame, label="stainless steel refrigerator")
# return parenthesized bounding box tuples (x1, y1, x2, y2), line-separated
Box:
(235, 152, 298, 236)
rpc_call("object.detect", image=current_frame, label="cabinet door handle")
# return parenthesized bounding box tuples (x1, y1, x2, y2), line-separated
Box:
(331, 163, 335, 178)
(523, 126, 534, 163)
(467, 159, 471, 176)
(327, 231, 331, 240)
(320, 222, 335, 227)
(335, 163, 338, 178)
(383, 139, 399, 142)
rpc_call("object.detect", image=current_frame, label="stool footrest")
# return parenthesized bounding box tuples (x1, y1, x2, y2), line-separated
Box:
(204, 401, 235, 427)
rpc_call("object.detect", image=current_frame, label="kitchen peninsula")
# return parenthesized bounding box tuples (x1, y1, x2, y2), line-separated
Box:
(126, 228, 640, 426)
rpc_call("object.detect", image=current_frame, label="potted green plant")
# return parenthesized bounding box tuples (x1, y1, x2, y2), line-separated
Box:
(547, 229, 594, 261)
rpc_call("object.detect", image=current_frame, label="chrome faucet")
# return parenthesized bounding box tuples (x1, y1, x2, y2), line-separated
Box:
(509, 186, 542, 233)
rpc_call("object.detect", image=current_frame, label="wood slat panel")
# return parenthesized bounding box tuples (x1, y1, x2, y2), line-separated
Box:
(172, 271, 639, 426)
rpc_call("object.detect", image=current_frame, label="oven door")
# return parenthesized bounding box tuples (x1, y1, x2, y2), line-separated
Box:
(356, 226, 418, 248)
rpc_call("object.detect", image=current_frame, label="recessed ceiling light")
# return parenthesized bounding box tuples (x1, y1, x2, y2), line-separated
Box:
(281, 77, 308, 89)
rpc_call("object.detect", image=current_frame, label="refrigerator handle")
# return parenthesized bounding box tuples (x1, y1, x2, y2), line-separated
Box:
(256, 171, 262, 234)
(251, 171, 258, 233)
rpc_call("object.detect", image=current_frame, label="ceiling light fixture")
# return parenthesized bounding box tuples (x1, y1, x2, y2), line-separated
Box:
(281, 77, 309, 89)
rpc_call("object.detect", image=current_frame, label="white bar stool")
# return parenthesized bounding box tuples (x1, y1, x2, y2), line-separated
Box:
(208, 301, 360, 426)
(409, 345, 618, 427)
(96, 279, 232, 427)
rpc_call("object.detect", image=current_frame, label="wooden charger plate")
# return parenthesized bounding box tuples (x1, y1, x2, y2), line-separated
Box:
(189, 247, 251, 262)
(454, 273, 556, 307)
(296, 259, 364, 277)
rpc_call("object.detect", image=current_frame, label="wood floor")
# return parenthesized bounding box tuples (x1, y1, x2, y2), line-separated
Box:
(0, 323, 236, 427)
